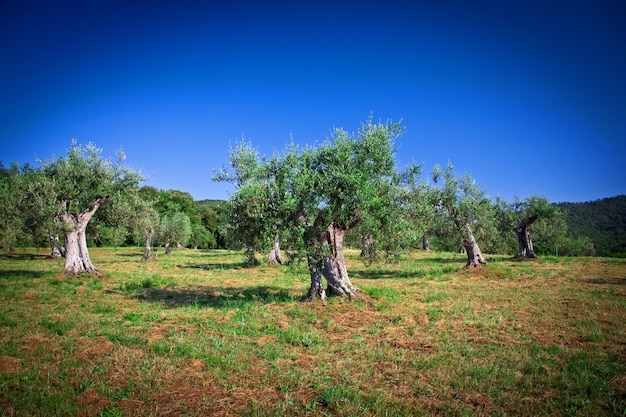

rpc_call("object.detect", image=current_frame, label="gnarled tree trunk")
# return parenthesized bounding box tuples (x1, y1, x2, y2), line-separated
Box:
(303, 224, 327, 301)
(302, 215, 360, 301)
(360, 234, 376, 258)
(306, 255, 327, 301)
(142, 227, 154, 261)
(515, 214, 538, 258)
(266, 232, 284, 265)
(463, 223, 486, 268)
(48, 233, 65, 258)
(326, 223, 358, 299)
(59, 196, 106, 276)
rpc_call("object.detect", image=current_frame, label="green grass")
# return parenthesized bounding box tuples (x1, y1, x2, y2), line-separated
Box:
(0, 247, 625, 416)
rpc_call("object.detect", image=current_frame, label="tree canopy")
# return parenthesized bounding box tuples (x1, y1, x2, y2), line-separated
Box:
(37, 140, 144, 274)
(215, 116, 420, 299)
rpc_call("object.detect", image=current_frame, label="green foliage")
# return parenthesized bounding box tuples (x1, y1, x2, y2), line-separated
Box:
(190, 223, 217, 249)
(39, 141, 143, 217)
(491, 195, 569, 256)
(556, 195, 626, 257)
(154, 189, 197, 222)
(140, 186, 222, 249)
(155, 212, 192, 248)
(430, 162, 493, 250)
(0, 162, 27, 248)
(214, 116, 418, 264)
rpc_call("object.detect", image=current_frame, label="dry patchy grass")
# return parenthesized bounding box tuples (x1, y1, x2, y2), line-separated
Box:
(0, 248, 625, 416)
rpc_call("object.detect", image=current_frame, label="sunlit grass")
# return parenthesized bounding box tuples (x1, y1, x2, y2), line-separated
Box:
(0, 247, 625, 416)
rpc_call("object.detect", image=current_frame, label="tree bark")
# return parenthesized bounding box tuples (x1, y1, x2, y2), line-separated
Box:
(60, 196, 106, 276)
(463, 223, 486, 268)
(266, 232, 284, 265)
(515, 214, 538, 258)
(305, 255, 327, 301)
(360, 234, 376, 258)
(142, 227, 154, 261)
(300, 215, 360, 301)
(326, 224, 359, 299)
(48, 234, 65, 258)
(422, 234, 431, 252)
(303, 224, 327, 301)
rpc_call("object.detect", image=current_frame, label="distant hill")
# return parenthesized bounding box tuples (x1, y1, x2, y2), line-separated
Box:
(196, 199, 225, 209)
(556, 195, 626, 257)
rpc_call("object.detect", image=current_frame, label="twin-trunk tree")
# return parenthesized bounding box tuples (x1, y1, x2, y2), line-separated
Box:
(215, 116, 418, 300)
(40, 141, 143, 275)
(501, 196, 562, 259)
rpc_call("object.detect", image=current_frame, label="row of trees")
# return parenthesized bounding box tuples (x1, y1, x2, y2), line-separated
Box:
(1, 119, 594, 299)
(0, 141, 221, 275)
(213, 116, 587, 301)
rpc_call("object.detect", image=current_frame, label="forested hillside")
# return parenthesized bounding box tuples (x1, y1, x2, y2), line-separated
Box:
(556, 195, 626, 257)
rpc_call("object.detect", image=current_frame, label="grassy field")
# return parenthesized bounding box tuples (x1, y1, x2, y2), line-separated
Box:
(0, 247, 625, 416)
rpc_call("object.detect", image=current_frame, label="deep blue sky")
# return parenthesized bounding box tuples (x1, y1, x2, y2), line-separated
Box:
(2, 0, 625, 203)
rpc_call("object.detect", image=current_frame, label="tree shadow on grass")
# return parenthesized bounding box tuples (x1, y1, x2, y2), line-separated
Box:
(0, 252, 50, 261)
(352, 270, 427, 280)
(426, 256, 467, 264)
(184, 262, 251, 271)
(133, 285, 296, 309)
(115, 252, 144, 258)
(0, 270, 54, 280)
(585, 277, 626, 286)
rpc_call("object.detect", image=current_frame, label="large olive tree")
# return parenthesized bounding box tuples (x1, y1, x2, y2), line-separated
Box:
(216, 116, 418, 300)
(39, 140, 144, 275)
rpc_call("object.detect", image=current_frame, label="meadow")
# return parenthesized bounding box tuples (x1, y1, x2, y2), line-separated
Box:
(0, 247, 625, 416)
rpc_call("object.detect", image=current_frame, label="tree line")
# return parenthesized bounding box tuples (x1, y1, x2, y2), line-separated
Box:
(0, 141, 221, 275)
(0, 118, 598, 297)
(211, 116, 594, 300)
(556, 195, 626, 257)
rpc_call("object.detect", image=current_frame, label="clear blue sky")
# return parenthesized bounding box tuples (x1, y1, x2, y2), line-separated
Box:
(2, 0, 625, 203)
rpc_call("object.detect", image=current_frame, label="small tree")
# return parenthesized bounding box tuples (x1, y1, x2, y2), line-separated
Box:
(39, 140, 143, 275)
(431, 162, 491, 267)
(214, 140, 284, 265)
(127, 191, 160, 260)
(155, 212, 192, 254)
(496, 196, 564, 258)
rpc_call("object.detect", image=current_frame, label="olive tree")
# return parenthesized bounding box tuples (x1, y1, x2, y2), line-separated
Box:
(38, 140, 144, 275)
(431, 162, 492, 267)
(155, 212, 192, 254)
(495, 196, 566, 258)
(216, 116, 418, 300)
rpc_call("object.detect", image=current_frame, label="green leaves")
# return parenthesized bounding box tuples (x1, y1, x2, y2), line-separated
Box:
(215, 116, 414, 261)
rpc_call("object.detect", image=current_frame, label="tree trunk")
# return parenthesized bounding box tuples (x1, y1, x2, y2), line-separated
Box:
(326, 224, 358, 299)
(266, 232, 284, 265)
(305, 255, 327, 301)
(463, 223, 486, 268)
(142, 227, 154, 261)
(515, 215, 538, 258)
(60, 196, 106, 276)
(164, 242, 171, 255)
(301, 215, 360, 301)
(322, 254, 358, 298)
(360, 234, 376, 258)
(422, 234, 431, 252)
(48, 233, 65, 258)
